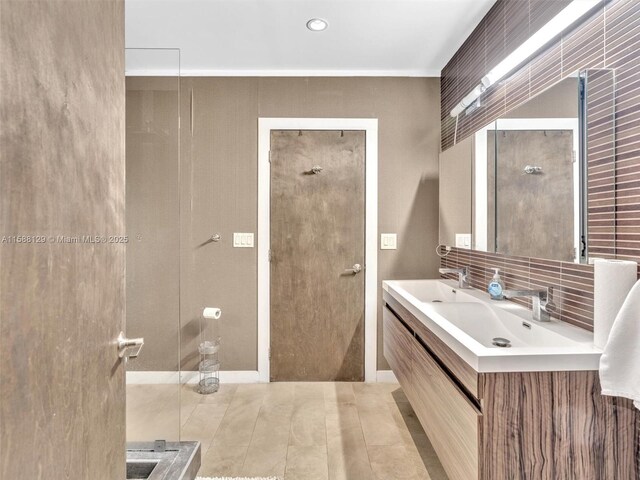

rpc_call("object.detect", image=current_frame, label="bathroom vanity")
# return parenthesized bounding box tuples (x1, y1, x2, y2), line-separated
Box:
(383, 280, 639, 480)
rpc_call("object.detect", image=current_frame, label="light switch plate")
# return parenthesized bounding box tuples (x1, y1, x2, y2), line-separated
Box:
(233, 232, 254, 248)
(455, 233, 472, 249)
(380, 233, 397, 250)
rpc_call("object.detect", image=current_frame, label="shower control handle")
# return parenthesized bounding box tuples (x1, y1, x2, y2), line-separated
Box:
(117, 332, 144, 359)
(344, 264, 362, 275)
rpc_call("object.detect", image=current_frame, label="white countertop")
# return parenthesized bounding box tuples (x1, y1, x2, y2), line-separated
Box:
(382, 279, 602, 373)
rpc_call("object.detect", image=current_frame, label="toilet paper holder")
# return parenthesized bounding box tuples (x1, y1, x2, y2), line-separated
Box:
(203, 307, 222, 320)
(198, 307, 222, 394)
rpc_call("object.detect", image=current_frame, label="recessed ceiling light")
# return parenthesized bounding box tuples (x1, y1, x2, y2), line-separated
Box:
(306, 18, 328, 32)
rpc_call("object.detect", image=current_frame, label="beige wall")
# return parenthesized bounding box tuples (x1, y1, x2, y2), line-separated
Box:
(1, 0, 126, 478)
(128, 77, 441, 371)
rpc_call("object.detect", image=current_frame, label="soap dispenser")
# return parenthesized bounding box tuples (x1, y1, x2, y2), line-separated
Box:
(488, 268, 505, 300)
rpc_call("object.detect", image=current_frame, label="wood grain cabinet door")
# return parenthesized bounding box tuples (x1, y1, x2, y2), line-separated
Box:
(270, 130, 365, 381)
(411, 338, 481, 480)
(383, 307, 414, 398)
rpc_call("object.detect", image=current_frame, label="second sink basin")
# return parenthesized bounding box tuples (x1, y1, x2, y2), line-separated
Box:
(430, 302, 581, 349)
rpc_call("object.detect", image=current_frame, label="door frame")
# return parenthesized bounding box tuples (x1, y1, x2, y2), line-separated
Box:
(258, 118, 379, 383)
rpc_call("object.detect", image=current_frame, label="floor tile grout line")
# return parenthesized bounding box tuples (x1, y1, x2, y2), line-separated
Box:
(353, 391, 378, 479)
(323, 388, 330, 480)
(281, 386, 295, 480)
(239, 387, 269, 475)
(346, 382, 376, 478)
(206, 384, 245, 448)
(282, 407, 293, 480)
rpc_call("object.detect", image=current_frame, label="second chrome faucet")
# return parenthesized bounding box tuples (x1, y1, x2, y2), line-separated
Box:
(503, 287, 554, 322)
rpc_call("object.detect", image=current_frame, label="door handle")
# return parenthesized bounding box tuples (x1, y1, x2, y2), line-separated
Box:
(344, 263, 362, 275)
(117, 332, 144, 359)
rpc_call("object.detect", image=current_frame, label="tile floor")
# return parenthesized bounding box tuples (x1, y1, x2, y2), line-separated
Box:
(127, 382, 449, 480)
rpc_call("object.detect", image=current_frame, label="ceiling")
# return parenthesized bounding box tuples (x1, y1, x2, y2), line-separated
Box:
(125, 0, 496, 77)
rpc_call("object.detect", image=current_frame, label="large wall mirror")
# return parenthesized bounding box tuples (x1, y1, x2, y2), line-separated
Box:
(439, 69, 615, 263)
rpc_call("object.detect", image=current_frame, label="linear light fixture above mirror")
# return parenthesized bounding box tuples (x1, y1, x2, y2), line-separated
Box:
(450, 0, 600, 118)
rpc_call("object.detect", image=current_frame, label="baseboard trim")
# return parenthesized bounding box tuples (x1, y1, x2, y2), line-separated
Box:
(376, 370, 398, 383)
(126, 370, 395, 384)
(126, 370, 261, 385)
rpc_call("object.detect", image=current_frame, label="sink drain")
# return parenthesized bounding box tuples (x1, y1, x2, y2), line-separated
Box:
(492, 337, 511, 348)
(432, 300, 443, 303)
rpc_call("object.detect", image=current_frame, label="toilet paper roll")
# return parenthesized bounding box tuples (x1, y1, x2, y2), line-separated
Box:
(203, 307, 222, 320)
(594, 259, 638, 349)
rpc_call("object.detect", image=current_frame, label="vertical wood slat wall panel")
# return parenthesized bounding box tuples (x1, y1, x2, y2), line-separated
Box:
(440, 0, 640, 330)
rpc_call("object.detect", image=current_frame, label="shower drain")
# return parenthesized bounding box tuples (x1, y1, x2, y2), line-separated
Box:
(492, 337, 511, 348)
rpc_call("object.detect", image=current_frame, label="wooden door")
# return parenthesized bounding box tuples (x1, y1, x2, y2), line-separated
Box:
(270, 130, 365, 381)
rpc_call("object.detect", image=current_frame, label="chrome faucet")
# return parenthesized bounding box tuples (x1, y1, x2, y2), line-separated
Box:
(503, 287, 554, 322)
(438, 266, 470, 289)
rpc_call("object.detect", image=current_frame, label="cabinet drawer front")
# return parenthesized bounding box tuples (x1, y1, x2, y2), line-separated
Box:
(411, 337, 480, 480)
(383, 307, 413, 394)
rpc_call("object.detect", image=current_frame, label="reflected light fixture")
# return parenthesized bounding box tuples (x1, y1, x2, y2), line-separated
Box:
(306, 18, 329, 32)
(450, 0, 600, 117)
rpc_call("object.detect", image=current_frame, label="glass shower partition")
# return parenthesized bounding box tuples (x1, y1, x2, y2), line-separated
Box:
(125, 48, 182, 443)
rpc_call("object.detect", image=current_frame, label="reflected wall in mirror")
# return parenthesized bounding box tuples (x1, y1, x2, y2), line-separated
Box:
(439, 69, 615, 263)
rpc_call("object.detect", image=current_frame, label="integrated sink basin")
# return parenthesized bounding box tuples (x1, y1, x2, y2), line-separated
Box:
(383, 279, 601, 372)
(387, 279, 479, 303)
(429, 302, 581, 348)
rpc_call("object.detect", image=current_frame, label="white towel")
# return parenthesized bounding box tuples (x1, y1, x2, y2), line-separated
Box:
(599, 279, 640, 410)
